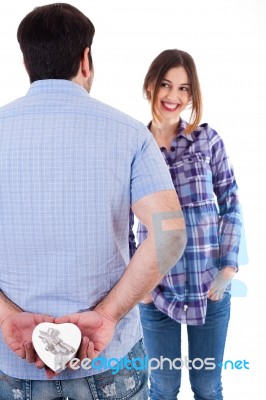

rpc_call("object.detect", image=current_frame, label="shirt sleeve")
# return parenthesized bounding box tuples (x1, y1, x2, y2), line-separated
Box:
(130, 126, 175, 205)
(130, 126, 174, 252)
(208, 127, 242, 268)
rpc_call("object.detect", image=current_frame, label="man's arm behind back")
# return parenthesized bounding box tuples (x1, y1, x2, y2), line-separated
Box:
(95, 189, 187, 322)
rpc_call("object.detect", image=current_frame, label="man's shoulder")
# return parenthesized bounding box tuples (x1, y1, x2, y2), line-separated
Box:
(84, 96, 145, 132)
(0, 97, 23, 115)
(0, 82, 151, 144)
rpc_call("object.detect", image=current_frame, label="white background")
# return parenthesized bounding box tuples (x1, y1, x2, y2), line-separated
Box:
(0, 0, 264, 398)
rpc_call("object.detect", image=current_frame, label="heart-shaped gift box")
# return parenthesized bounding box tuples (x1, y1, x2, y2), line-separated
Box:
(32, 322, 82, 373)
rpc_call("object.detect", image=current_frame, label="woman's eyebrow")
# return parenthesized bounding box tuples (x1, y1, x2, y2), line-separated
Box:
(162, 79, 191, 86)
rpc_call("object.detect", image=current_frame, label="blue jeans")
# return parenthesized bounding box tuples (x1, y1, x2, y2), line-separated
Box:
(139, 292, 231, 400)
(0, 340, 148, 400)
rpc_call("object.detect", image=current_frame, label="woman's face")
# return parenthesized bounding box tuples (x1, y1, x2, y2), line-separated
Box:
(151, 66, 191, 122)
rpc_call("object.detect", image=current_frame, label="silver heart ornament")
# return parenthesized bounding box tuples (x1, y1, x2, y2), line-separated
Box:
(32, 322, 82, 373)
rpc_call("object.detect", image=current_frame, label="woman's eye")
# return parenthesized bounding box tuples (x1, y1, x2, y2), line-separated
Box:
(180, 86, 189, 91)
(161, 82, 170, 88)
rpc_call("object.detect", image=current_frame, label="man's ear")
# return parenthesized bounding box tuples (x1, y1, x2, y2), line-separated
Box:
(23, 59, 29, 74)
(81, 47, 91, 78)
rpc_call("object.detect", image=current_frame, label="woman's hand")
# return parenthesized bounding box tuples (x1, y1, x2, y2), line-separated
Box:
(208, 267, 236, 300)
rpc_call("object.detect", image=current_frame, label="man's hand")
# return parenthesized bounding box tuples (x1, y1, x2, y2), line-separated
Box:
(55, 310, 116, 363)
(208, 267, 236, 300)
(1, 311, 54, 364)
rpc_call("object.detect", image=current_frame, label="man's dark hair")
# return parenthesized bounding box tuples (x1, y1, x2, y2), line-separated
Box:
(17, 3, 95, 83)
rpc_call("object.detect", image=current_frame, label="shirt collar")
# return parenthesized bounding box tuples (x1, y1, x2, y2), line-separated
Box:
(176, 119, 194, 142)
(26, 79, 90, 98)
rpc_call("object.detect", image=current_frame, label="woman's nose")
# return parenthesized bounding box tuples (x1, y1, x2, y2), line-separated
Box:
(167, 87, 179, 100)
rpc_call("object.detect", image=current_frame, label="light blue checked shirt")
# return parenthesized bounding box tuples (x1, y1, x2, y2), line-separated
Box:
(0, 80, 174, 380)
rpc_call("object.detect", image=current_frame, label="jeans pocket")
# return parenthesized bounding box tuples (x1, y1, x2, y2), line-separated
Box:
(207, 290, 231, 304)
(0, 371, 25, 400)
(90, 340, 148, 399)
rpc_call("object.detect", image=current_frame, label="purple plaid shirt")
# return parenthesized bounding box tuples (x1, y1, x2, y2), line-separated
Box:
(130, 119, 242, 325)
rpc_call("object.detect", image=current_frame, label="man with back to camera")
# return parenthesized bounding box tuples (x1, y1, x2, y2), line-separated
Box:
(0, 3, 186, 399)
